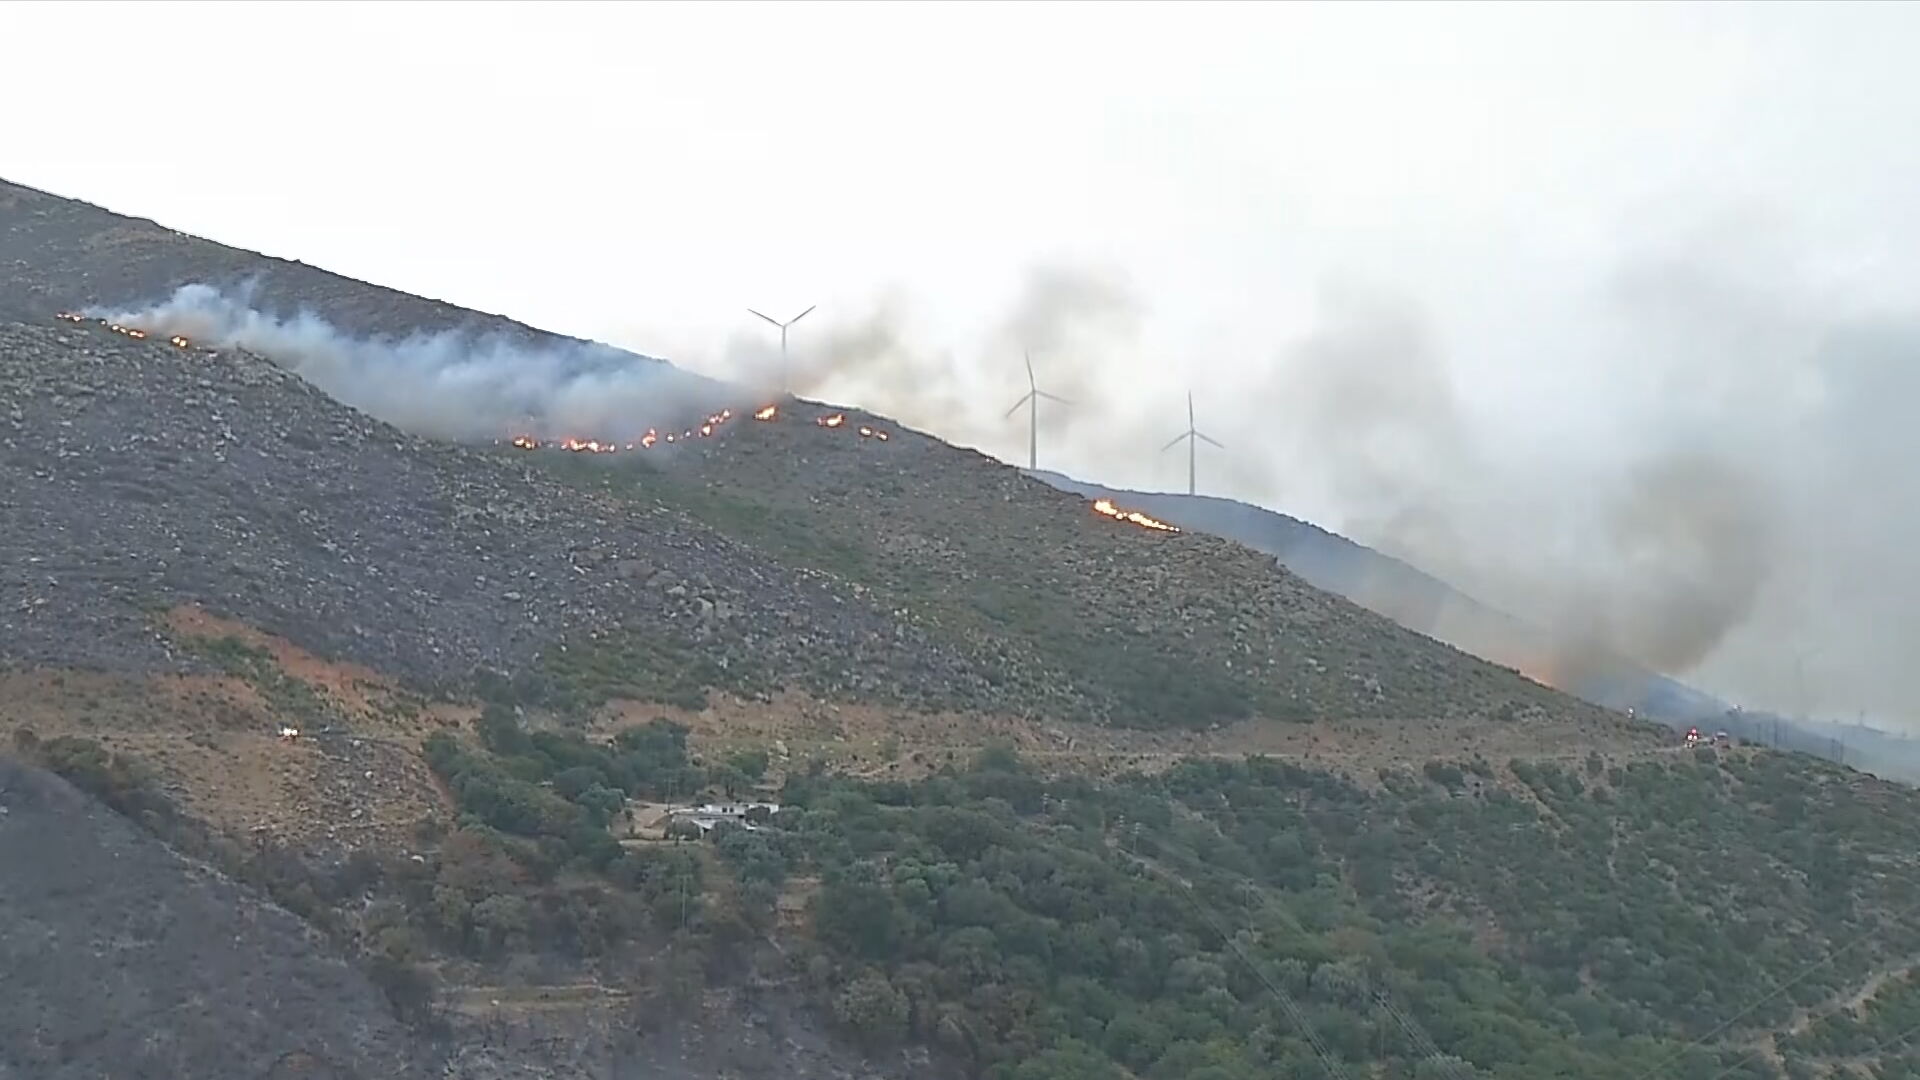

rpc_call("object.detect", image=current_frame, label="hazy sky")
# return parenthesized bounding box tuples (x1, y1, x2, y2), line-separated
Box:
(8, 0, 1920, 724)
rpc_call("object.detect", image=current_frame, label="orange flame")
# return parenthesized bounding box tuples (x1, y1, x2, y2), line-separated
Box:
(495, 400, 896, 456)
(1092, 498, 1180, 533)
(57, 312, 199, 349)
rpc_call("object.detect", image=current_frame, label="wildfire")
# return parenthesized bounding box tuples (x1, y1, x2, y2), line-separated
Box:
(754, 405, 778, 421)
(54, 312, 194, 350)
(817, 413, 846, 428)
(1092, 498, 1180, 533)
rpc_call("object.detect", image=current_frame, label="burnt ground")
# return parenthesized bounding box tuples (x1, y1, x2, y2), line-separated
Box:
(0, 752, 925, 1080)
(0, 755, 429, 1080)
(0, 316, 996, 707)
(0, 172, 1657, 739)
(0, 174, 1674, 1080)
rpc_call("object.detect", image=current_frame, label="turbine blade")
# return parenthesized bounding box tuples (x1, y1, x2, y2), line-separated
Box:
(789, 304, 817, 326)
(1196, 432, 1224, 448)
(1160, 431, 1190, 452)
(1035, 390, 1071, 405)
(748, 309, 781, 328)
(1004, 392, 1035, 418)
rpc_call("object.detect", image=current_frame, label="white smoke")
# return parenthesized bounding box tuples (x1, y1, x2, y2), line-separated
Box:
(85, 282, 739, 443)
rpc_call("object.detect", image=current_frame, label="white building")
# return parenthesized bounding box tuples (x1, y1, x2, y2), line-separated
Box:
(667, 801, 781, 833)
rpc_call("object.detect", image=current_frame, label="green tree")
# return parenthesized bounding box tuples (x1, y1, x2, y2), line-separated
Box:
(835, 971, 910, 1045)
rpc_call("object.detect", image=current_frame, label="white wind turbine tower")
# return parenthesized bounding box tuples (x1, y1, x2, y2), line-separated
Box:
(1161, 391, 1222, 496)
(747, 304, 816, 393)
(1004, 351, 1071, 470)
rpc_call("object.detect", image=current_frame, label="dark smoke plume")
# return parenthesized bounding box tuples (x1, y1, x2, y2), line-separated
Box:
(1250, 277, 1781, 694)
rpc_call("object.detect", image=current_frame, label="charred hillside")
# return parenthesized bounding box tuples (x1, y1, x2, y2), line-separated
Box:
(1024, 470, 1720, 716)
(0, 754, 429, 1080)
(0, 316, 993, 709)
(532, 408, 1644, 732)
(14, 176, 1920, 1080)
(0, 175, 1648, 735)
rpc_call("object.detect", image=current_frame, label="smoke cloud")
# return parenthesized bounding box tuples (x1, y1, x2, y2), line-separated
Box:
(86, 281, 736, 443)
(1237, 277, 1780, 691)
(83, 247, 1919, 727)
(1231, 221, 1920, 727)
(709, 263, 1149, 456)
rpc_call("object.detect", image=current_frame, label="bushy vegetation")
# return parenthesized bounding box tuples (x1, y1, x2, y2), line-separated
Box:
(182, 633, 334, 723)
(406, 709, 745, 986)
(726, 749, 1920, 1079)
(529, 632, 757, 713)
(392, 714, 1920, 1079)
(33, 704, 1920, 1077)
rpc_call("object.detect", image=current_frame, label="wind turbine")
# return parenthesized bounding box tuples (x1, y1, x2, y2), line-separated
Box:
(1004, 351, 1070, 470)
(1160, 391, 1222, 496)
(747, 304, 816, 393)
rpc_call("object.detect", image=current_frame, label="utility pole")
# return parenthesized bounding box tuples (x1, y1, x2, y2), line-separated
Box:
(1159, 391, 1222, 496)
(1004, 351, 1070, 470)
(747, 304, 816, 393)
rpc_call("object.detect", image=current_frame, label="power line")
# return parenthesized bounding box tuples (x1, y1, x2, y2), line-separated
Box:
(1633, 932, 1881, 1080)
(1696, 960, 1920, 1080)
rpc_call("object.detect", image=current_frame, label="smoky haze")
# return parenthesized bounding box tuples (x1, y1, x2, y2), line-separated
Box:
(713, 264, 1152, 462)
(1236, 276, 1782, 698)
(86, 282, 741, 444)
(1229, 231, 1915, 727)
(701, 242, 1917, 729)
(85, 248, 1920, 729)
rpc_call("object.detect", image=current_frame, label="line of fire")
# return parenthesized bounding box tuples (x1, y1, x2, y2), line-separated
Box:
(50, 309, 1179, 534)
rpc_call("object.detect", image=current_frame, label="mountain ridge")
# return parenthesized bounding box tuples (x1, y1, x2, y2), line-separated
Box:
(14, 174, 1920, 1080)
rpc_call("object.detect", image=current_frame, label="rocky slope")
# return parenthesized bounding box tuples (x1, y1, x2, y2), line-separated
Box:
(1, 174, 1655, 736)
(1025, 468, 1723, 715)
(0, 315, 993, 709)
(560, 406, 1646, 732)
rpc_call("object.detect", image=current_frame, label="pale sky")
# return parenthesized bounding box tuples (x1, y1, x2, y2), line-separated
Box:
(7, 0, 1920, 723)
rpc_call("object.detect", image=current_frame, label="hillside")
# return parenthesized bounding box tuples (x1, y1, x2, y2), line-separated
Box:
(1026, 469, 1720, 717)
(7, 176, 1920, 1079)
(0, 754, 430, 1080)
(1025, 471, 1920, 783)
(0, 175, 1656, 744)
